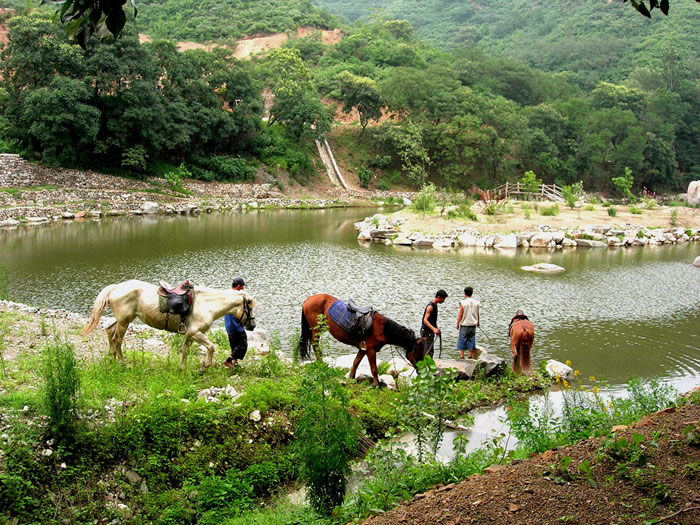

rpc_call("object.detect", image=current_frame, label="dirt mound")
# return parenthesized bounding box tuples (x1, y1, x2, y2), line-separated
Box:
(366, 399, 700, 525)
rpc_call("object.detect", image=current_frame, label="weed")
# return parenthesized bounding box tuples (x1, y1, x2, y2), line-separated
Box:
(41, 338, 81, 447)
(630, 207, 642, 215)
(295, 359, 358, 515)
(544, 455, 576, 484)
(412, 183, 436, 218)
(585, 204, 595, 211)
(670, 209, 678, 227)
(0, 264, 8, 301)
(540, 204, 560, 216)
(608, 207, 617, 217)
(578, 459, 597, 488)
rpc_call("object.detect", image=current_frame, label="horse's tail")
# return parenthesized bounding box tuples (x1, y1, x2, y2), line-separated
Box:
(299, 311, 313, 361)
(80, 284, 117, 337)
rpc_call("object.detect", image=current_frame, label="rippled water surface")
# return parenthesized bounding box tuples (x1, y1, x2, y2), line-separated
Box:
(1, 208, 698, 389)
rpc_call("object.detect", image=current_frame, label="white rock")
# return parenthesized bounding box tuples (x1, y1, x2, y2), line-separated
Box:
(402, 197, 412, 206)
(249, 410, 261, 422)
(248, 201, 259, 209)
(379, 374, 397, 391)
(42, 449, 53, 456)
(357, 229, 371, 241)
(0, 219, 20, 227)
(561, 237, 577, 247)
(457, 232, 478, 246)
(521, 263, 565, 274)
(687, 180, 700, 205)
(694, 256, 700, 267)
(494, 234, 519, 249)
(142, 201, 159, 214)
(545, 359, 574, 381)
(529, 232, 554, 248)
(432, 238, 453, 249)
(393, 233, 413, 246)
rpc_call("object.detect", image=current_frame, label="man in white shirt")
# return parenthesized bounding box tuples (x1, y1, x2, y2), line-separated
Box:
(456, 286, 480, 359)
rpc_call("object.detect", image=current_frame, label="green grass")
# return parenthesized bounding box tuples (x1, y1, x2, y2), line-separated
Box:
(0, 185, 60, 196)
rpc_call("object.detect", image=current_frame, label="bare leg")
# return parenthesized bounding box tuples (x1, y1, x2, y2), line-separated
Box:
(349, 350, 366, 379)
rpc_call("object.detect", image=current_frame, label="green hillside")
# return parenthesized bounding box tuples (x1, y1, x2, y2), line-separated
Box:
(314, 0, 699, 85)
(133, 0, 337, 43)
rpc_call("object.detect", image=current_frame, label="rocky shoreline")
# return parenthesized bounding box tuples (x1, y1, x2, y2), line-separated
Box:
(0, 154, 414, 227)
(355, 213, 700, 250)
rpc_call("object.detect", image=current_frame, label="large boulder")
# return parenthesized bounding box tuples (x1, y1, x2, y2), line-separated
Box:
(434, 358, 478, 380)
(142, 201, 159, 214)
(575, 238, 606, 248)
(694, 256, 700, 267)
(475, 349, 506, 376)
(529, 232, 555, 248)
(521, 263, 565, 274)
(457, 232, 478, 246)
(687, 181, 700, 205)
(544, 359, 574, 381)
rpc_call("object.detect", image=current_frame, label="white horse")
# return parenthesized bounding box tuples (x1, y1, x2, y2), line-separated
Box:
(80, 279, 256, 369)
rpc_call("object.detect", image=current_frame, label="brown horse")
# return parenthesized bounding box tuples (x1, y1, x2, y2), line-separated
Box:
(510, 318, 535, 375)
(299, 293, 428, 387)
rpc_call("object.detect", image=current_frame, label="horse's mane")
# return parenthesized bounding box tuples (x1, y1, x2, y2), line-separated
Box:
(381, 316, 416, 355)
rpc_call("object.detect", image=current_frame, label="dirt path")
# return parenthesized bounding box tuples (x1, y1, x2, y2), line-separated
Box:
(366, 399, 700, 525)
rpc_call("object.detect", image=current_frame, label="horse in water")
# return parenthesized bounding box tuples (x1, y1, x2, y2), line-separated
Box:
(80, 280, 255, 370)
(509, 313, 534, 375)
(299, 293, 428, 387)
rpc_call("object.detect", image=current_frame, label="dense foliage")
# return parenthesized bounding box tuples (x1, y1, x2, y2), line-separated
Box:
(134, 0, 337, 43)
(0, 12, 326, 181)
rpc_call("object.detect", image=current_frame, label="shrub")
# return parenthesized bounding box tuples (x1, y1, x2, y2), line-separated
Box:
(357, 166, 373, 189)
(670, 208, 678, 226)
(521, 170, 542, 193)
(376, 178, 391, 190)
(629, 207, 642, 215)
(295, 360, 358, 515)
(585, 204, 595, 211)
(121, 145, 149, 173)
(611, 167, 634, 201)
(164, 163, 189, 191)
(540, 204, 560, 216)
(562, 186, 576, 209)
(41, 339, 81, 446)
(608, 207, 617, 217)
(190, 155, 255, 183)
(412, 183, 436, 218)
(0, 263, 7, 300)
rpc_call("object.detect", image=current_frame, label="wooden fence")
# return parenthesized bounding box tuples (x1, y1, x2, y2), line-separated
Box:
(493, 182, 565, 202)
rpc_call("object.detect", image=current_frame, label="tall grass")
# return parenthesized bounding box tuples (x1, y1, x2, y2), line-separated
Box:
(41, 339, 81, 446)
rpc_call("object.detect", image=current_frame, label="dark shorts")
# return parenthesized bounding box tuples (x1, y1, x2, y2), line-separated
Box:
(457, 325, 476, 351)
(227, 330, 248, 360)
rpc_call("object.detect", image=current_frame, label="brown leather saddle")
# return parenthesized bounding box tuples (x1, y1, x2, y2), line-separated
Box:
(157, 280, 194, 333)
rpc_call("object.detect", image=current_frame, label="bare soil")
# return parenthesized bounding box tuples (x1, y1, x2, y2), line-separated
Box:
(366, 399, 700, 525)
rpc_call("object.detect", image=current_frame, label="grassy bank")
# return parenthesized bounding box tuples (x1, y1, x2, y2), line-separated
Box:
(0, 306, 548, 524)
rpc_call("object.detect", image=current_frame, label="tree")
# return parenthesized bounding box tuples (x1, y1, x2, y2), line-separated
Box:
(336, 71, 383, 135)
(623, 0, 693, 18)
(42, 0, 138, 48)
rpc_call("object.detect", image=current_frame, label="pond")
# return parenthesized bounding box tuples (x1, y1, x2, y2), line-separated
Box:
(1, 208, 698, 391)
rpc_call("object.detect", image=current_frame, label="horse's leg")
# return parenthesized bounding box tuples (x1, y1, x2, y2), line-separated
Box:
(179, 337, 192, 371)
(105, 322, 118, 358)
(367, 348, 380, 387)
(349, 349, 366, 379)
(520, 337, 532, 375)
(189, 331, 217, 368)
(112, 321, 130, 360)
(511, 335, 521, 374)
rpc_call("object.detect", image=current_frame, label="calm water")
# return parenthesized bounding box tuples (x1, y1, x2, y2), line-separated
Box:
(1, 208, 698, 390)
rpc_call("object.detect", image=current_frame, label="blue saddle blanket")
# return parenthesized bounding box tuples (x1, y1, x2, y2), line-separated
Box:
(328, 299, 373, 335)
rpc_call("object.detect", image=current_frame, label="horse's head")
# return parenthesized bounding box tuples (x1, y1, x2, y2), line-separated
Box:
(240, 295, 256, 331)
(406, 336, 432, 367)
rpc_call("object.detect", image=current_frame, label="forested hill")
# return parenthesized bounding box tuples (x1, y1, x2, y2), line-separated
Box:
(313, 0, 699, 85)
(133, 0, 337, 43)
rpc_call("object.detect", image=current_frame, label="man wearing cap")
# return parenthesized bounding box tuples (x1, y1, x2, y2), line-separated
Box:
(224, 277, 248, 368)
(456, 286, 480, 359)
(421, 289, 448, 358)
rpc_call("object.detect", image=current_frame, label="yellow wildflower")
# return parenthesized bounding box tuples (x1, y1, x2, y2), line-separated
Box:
(589, 376, 596, 381)
(563, 380, 570, 389)
(565, 360, 572, 366)
(592, 386, 600, 394)
(574, 370, 580, 377)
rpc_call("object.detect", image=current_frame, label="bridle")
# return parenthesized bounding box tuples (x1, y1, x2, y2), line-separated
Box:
(241, 297, 255, 329)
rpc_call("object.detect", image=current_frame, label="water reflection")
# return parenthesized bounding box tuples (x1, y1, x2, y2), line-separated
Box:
(1, 209, 698, 388)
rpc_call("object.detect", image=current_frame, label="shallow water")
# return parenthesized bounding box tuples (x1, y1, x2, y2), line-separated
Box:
(1, 208, 698, 389)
